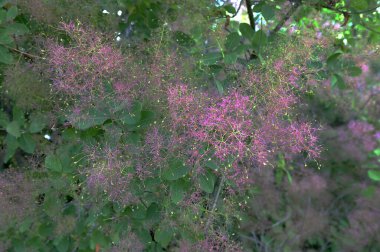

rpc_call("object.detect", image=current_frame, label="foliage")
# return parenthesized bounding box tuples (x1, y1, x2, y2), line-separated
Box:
(0, 0, 379, 251)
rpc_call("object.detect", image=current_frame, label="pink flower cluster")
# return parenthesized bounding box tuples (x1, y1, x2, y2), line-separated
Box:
(86, 145, 137, 205)
(197, 91, 253, 161)
(348, 120, 377, 152)
(47, 22, 125, 97)
(166, 84, 320, 189)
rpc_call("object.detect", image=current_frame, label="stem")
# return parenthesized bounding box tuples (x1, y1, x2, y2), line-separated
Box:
(230, 0, 244, 18)
(1, 44, 44, 60)
(245, 0, 256, 31)
(204, 175, 225, 233)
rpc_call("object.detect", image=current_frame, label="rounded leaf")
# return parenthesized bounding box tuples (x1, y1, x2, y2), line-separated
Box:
(18, 133, 36, 154)
(0, 45, 14, 64)
(45, 154, 63, 173)
(239, 23, 255, 41)
(162, 159, 190, 181)
(155, 227, 174, 248)
(6, 121, 21, 138)
(199, 169, 217, 193)
(368, 170, 380, 182)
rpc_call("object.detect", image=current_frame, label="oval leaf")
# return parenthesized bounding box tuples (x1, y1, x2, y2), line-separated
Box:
(199, 169, 216, 193)
(0, 45, 13, 64)
(18, 133, 36, 154)
(6, 121, 21, 138)
(368, 170, 380, 182)
(45, 154, 63, 173)
(162, 159, 190, 181)
(155, 227, 174, 248)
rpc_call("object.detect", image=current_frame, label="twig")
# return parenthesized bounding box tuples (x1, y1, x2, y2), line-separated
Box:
(359, 21, 380, 34)
(245, 0, 256, 31)
(138, 197, 148, 209)
(204, 175, 226, 233)
(230, 0, 244, 18)
(1, 44, 44, 60)
(271, 210, 292, 228)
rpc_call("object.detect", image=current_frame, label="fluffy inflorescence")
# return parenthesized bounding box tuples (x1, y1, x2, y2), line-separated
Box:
(47, 22, 125, 97)
(329, 120, 379, 163)
(86, 145, 137, 205)
(197, 91, 253, 161)
(166, 83, 320, 189)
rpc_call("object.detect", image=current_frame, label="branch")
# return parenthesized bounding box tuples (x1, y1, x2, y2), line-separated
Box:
(245, 0, 256, 31)
(272, 0, 302, 34)
(1, 44, 44, 60)
(204, 175, 225, 233)
(359, 21, 380, 34)
(230, 0, 244, 18)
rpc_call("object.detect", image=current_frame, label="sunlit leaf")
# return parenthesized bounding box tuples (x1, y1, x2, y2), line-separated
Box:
(368, 170, 380, 181)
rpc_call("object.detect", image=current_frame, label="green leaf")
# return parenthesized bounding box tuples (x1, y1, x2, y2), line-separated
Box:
(173, 31, 195, 47)
(18, 133, 36, 154)
(374, 149, 380, 156)
(224, 53, 238, 64)
(327, 51, 342, 69)
(90, 230, 109, 249)
(162, 158, 190, 181)
(368, 170, 380, 181)
(199, 169, 216, 193)
(331, 73, 346, 89)
(252, 1, 264, 12)
(54, 236, 70, 252)
(6, 6, 17, 21)
(0, 45, 13, 64)
(0, 109, 9, 127)
(155, 227, 174, 248)
(125, 132, 141, 145)
(224, 4, 236, 14)
(0, 9, 6, 24)
(215, 80, 224, 95)
(130, 205, 147, 220)
(170, 179, 189, 204)
(45, 154, 63, 173)
(350, 0, 368, 11)
(29, 114, 47, 133)
(140, 110, 155, 126)
(12, 107, 25, 125)
(205, 160, 219, 170)
(4, 134, 18, 163)
(0, 31, 13, 44)
(146, 202, 161, 222)
(225, 32, 240, 51)
(261, 4, 275, 20)
(72, 108, 110, 130)
(239, 23, 255, 41)
(347, 66, 362, 77)
(118, 101, 142, 125)
(200, 52, 223, 65)
(134, 229, 152, 246)
(251, 30, 267, 50)
(6, 23, 29, 36)
(6, 121, 21, 137)
(361, 185, 376, 197)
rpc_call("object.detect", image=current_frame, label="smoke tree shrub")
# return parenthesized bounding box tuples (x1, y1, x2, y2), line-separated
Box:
(0, 0, 379, 251)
